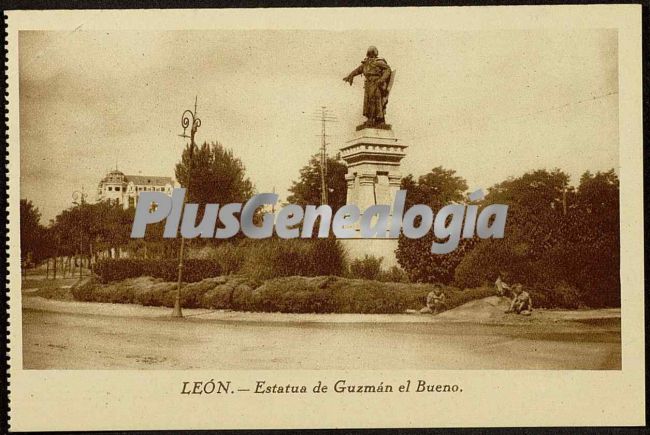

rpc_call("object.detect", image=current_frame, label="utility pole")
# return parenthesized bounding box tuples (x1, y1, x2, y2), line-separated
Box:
(174, 96, 201, 318)
(310, 106, 337, 205)
(72, 187, 87, 279)
(271, 186, 276, 214)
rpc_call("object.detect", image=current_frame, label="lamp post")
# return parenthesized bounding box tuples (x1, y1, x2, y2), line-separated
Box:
(72, 187, 88, 278)
(173, 97, 201, 318)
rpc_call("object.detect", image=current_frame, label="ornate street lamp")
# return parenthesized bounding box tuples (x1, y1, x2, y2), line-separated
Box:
(71, 188, 87, 206)
(173, 97, 201, 318)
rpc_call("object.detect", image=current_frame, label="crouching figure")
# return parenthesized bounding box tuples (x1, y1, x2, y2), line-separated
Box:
(420, 285, 447, 315)
(505, 284, 533, 315)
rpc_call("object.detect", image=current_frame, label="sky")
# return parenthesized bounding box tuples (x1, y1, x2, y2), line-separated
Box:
(19, 28, 618, 222)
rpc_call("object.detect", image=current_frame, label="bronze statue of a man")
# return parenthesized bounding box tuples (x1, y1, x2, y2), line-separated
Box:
(343, 46, 393, 127)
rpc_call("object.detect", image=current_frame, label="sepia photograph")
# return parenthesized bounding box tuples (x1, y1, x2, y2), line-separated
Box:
(18, 26, 622, 370)
(5, 5, 645, 431)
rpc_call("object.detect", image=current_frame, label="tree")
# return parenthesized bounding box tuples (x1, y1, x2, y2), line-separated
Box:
(20, 199, 47, 265)
(563, 170, 619, 306)
(51, 200, 136, 262)
(85, 201, 136, 258)
(175, 141, 254, 205)
(395, 167, 470, 283)
(287, 154, 348, 211)
(454, 169, 573, 289)
(453, 169, 620, 308)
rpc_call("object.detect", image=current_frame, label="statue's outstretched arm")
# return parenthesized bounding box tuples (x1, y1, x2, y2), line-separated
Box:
(343, 65, 363, 85)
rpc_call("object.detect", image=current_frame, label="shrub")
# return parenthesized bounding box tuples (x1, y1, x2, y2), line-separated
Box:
(71, 277, 104, 302)
(190, 243, 247, 275)
(453, 238, 526, 288)
(185, 238, 347, 281)
(453, 238, 607, 309)
(242, 278, 496, 314)
(73, 273, 501, 314)
(213, 243, 247, 275)
(227, 276, 429, 313)
(200, 276, 255, 309)
(349, 255, 383, 280)
(76, 271, 586, 312)
(94, 258, 222, 283)
(528, 282, 583, 309)
(397, 234, 475, 284)
(378, 266, 410, 283)
(239, 238, 347, 281)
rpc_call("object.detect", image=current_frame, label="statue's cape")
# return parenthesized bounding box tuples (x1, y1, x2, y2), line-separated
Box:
(386, 69, 396, 95)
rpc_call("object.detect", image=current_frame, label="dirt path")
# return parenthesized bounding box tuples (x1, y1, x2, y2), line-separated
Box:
(22, 297, 620, 370)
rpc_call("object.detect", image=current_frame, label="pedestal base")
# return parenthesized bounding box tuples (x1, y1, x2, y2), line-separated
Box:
(341, 238, 399, 269)
(339, 126, 408, 271)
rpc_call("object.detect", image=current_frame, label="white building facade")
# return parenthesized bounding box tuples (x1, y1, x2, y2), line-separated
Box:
(97, 170, 174, 208)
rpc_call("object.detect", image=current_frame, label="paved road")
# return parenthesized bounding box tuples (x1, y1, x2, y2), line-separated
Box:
(22, 301, 621, 370)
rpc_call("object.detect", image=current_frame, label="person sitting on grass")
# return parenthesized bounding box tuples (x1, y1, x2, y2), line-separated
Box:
(420, 285, 447, 315)
(495, 273, 511, 297)
(505, 284, 532, 315)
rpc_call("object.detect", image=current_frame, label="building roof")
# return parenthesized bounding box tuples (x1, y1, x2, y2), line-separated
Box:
(125, 175, 173, 186)
(100, 169, 126, 183)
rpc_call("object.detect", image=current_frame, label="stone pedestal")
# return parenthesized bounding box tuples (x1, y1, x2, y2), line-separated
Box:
(341, 238, 401, 268)
(339, 126, 408, 269)
(341, 126, 407, 210)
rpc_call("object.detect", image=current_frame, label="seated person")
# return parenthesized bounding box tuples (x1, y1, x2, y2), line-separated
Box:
(505, 284, 533, 315)
(495, 274, 511, 297)
(420, 286, 447, 314)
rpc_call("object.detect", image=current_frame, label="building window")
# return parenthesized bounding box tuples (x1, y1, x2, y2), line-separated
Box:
(108, 186, 113, 191)
(115, 186, 121, 192)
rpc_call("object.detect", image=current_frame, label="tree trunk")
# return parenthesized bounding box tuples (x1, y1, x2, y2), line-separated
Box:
(88, 241, 93, 267)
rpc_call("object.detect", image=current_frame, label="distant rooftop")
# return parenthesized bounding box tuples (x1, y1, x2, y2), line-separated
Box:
(124, 175, 173, 186)
(99, 170, 173, 186)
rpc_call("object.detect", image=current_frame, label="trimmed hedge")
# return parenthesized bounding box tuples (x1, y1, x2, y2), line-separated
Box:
(71, 274, 495, 314)
(94, 259, 222, 283)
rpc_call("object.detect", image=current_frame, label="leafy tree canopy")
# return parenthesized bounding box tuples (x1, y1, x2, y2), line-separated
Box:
(20, 199, 47, 264)
(396, 167, 470, 283)
(175, 141, 254, 205)
(287, 154, 348, 211)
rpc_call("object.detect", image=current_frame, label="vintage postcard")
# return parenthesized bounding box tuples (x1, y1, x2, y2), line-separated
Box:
(5, 5, 645, 431)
